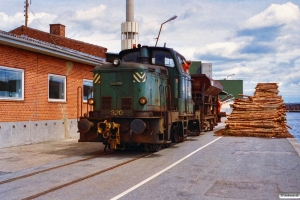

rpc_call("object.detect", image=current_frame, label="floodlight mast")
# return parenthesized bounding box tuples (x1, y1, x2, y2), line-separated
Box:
(155, 15, 177, 47)
(224, 74, 235, 80)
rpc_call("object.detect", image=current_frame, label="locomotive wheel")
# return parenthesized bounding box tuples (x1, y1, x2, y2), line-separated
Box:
(209, 120, 213, 131)
(171, 126, 179, 143)
(144, 144, 150, 152)
(144, 144, 162, 152)
(155, 144, 162, 152)
(164, 142, 172, 148)
(178, 122, 184, 142)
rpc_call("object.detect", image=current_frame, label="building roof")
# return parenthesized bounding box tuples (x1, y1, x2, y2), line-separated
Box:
(0, 29, 105, 66)
(10, 25, 107, 59)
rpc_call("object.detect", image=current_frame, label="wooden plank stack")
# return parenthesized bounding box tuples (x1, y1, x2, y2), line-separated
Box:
(215, 83, 293, 138)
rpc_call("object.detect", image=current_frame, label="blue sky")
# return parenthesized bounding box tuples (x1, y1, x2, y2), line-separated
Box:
(0, 0, 300, 102)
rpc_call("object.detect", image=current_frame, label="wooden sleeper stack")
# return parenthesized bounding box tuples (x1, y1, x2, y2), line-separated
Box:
(215, 83, 293, 138)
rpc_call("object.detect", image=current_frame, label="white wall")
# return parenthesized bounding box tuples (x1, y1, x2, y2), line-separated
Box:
(0, 119, 78, 148)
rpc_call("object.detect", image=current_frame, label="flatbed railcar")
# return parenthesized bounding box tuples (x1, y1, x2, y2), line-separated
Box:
(77, 45, 223, 151)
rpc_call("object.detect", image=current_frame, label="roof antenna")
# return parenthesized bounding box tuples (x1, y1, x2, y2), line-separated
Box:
(24, 0, 31, 27)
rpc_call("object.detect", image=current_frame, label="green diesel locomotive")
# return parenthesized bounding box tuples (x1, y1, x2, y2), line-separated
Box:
(77, 46, 223, 151)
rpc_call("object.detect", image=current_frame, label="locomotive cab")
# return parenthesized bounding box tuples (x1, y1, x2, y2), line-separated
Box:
(117, 46, 195, 116)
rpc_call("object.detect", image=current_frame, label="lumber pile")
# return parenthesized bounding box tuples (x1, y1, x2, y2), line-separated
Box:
(215, 83, 293, 138)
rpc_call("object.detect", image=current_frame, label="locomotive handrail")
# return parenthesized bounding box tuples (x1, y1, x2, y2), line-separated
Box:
(166, 85, 172, 123)
(77, 86, 83, 122)
(200, 84, 205, 131)
(159, 84, 166, 117)
(159, 84, 170, 131)
(83, 87, 94, 117)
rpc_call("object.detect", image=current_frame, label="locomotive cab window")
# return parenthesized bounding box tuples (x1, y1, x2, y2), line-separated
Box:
(83, 79, 93, 102)
(152, 50, 175, 67)
(122, 52, 139, 62)
(0, 66, 24, 100)
(48, 74, 66, 102)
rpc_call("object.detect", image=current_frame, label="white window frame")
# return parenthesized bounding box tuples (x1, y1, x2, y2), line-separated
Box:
(83, 79, 93, 102)
(0, 66, 24, 101)
(48, 74, 66, 102)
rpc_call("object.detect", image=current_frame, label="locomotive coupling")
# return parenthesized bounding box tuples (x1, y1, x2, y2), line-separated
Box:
(97, 120, 120, 150)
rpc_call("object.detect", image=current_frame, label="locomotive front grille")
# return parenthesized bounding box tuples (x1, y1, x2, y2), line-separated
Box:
(102, 97, 112, 110)
(121, 97, 132, 110)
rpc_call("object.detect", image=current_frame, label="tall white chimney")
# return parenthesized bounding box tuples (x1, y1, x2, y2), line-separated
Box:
(121, 0, 139, 50)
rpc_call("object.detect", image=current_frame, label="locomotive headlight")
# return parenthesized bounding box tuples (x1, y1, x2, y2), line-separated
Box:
(139, 97, 147, 105)
(88, 98, 94, 105)
(113, 58, 121, 66)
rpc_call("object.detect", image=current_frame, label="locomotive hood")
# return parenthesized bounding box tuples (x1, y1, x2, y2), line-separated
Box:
(93, 61, 168, 75)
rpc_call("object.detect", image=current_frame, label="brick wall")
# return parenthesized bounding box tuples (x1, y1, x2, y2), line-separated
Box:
(10, 26, 107, 58)
(0, 44, 93, 122)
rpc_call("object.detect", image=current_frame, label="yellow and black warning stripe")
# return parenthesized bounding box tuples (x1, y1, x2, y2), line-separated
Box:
(133, 72, 146, 83)
(94, 74, 101, 84)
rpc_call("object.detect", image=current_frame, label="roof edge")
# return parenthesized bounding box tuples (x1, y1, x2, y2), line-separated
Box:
(10, 25, 108, 50)
(0, 30, 105, 66)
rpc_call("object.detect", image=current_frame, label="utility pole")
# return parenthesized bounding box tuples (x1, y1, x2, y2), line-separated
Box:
(24, 0, 29, 27)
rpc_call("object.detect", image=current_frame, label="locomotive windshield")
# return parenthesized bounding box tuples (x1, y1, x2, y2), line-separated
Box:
(121, 51, 139, 62)
(121, 48, 175, 68)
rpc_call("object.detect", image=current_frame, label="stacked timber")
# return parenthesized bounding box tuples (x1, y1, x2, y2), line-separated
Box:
(215, 83, 293, 138)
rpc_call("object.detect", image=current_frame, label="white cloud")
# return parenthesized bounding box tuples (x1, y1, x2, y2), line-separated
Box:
(193, 40, 253, 62)
(74, 5, 107, 21)
(0, 12, 24, 30)
(203, 42, 243, 56)
(28, 12, 58, 31)
(242, 2, 300, 29)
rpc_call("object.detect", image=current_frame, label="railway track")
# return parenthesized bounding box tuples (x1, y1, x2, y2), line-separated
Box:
(22, 152, 151, 200)
(0, 138, 198, 199)
(0, 147, 154, 200)
(0, 150, 115, 185)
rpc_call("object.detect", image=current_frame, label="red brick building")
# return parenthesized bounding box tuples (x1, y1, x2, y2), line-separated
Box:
(0, 24, 107, 148)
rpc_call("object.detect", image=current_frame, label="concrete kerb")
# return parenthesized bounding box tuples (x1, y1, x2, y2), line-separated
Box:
(287, 138, 300, 158)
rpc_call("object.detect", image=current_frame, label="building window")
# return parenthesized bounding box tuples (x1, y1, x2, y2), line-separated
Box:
(83, 79, 93, 101)
(48, 74, 66, 102)
(0, 66, 24, 100)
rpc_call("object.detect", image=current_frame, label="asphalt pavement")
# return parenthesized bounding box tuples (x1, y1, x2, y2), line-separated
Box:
(0, 119, 299, 200)
(0, 118, 299, 173)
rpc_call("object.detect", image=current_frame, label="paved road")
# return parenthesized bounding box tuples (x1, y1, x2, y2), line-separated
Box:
(0, 122, 299, 200)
